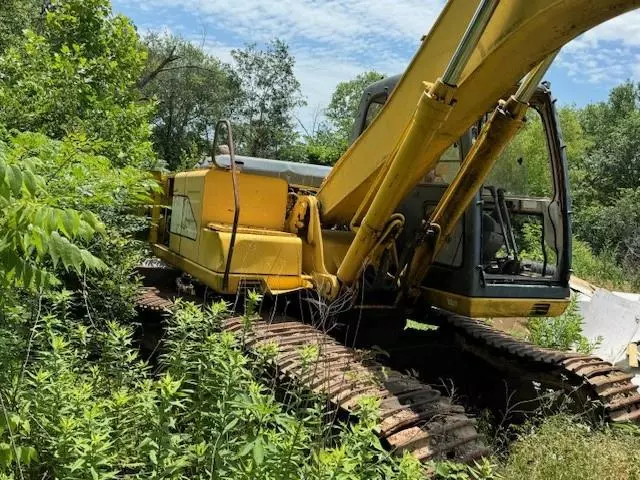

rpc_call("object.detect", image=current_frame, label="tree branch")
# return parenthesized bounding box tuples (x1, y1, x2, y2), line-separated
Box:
(137, 46, 180, 89)
(148, 65, 223, 75)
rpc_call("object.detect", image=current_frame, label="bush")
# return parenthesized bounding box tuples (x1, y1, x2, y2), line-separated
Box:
(0, 299, 427, 479)
(527, 296, 600, 354)
(573, 189, 640, 289)
(571, 238, 636, 291)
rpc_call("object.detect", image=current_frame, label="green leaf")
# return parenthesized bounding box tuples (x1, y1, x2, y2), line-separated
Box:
(33, 207, 49, 233)
(2, 250, 19, 275)
(30, 228, 47, 257)
(68, 458, 85, 472)
(48, 232, 61, 268)
(80, 249, 106, 271)
(56, 209, 70, 237)
(4, 166, 15, 199)
(222, 417, 239, 434)
(12, 447, 21, 466)
(253, 437, 264, 465)
(82, 210, 105, 235)
(20, 447, 38, 466)
(14, 255, 24, 281)
(239, 440, 255, 458)
(9, 165, 22, 197)
(23, 168, 38, 196)
(22, 261, 34, 288)
(0, 443, 12, 468)
(0, 160, 6, 196)
(149, 450, 158, 465)
(63, 210, 81, 237)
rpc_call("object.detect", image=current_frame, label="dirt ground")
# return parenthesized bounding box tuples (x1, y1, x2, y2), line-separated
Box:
(490, 317, 529, 338)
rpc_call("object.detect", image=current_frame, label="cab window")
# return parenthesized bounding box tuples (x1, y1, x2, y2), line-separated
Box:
(421, 142, 462, 185)
(364, 99, 384, 130)
(486, 108, 554, 198)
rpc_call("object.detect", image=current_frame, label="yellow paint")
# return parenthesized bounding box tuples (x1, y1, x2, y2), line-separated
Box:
(297, 196, 340, 298)
(421, 288, 569, 318)
(337, 80, 455, 286)
(172, 168, 288, 231)
(155, 166, 307, 295)
(322, 230, 354, 275)
(628, 343, 639, 368)
(198, 227, 301, 276)
(152, 244, 310, 295)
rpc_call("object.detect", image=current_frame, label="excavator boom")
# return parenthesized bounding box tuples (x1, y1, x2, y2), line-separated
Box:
(317, 0, 640, 226)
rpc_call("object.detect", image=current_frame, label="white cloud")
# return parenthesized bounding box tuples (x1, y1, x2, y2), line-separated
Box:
(118, 0, 640, 127)
(559, 10, 640, 85)
(122, 0, 443, 53)
(115, 0, 444, 129)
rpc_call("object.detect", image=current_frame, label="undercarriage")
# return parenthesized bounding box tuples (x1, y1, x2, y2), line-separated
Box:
(135, 269, 640, 465)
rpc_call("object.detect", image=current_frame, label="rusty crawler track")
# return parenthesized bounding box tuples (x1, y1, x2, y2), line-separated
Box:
(136, 287, 640, 463)
(443, 315, 640, 423)
(136, 288, 488, 462)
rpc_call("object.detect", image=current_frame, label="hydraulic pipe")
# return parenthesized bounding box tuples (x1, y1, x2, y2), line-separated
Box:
(405, 54, 556, 288)
(337, 80, 456, 285)
(336, 0, 500, 288)
(514, 52, 558, 103)
(442, 0, 500, 86)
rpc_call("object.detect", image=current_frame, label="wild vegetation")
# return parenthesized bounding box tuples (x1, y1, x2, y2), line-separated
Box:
(1, 0, 640, 479)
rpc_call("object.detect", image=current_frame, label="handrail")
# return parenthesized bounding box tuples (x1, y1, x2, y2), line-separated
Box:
(212, 119, 240, 291)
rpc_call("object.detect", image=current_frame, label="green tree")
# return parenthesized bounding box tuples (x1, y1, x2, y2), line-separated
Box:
(576, 82, 640, 202)
(231, 40, 305, 158)
(325, 70, 385, 144)
(569, 82, 640, 278)
(0, 0, 43, 54)
(282, 70, 385, 165)
(576, 188, 640, 273)
(0, 0, 155, 168)
(142, 33, 241, 170)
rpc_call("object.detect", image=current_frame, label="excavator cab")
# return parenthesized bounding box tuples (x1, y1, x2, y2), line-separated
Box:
(352, 76, 571, 317)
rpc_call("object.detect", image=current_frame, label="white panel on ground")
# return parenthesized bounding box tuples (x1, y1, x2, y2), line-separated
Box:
(580, 290, 640, 365)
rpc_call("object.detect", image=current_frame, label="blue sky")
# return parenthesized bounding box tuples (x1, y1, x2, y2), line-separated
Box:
(113, 0, 640, 130)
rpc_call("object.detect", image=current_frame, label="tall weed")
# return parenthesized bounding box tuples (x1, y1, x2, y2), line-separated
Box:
(0, 297, 427, 479)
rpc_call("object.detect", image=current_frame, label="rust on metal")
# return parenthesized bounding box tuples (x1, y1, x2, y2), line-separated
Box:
(445, 315, 640, 424)
(136, 287, 174, 311)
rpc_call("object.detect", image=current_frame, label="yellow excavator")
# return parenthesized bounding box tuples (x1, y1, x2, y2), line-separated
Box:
(139, 0, 640, 463)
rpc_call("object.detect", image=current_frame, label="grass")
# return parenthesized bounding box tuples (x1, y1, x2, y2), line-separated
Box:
(572, 238, 640, 292)
(500, 416, 640, 480)
(404, 319, 439, 332)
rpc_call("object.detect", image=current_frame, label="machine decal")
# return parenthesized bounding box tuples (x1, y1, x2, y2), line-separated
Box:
(169, 195, 198, 240)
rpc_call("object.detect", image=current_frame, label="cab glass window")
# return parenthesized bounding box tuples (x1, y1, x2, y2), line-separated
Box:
(364, 99, 384, 130)
(421, 142, 462, 185)
(486, 108, 554, 198)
